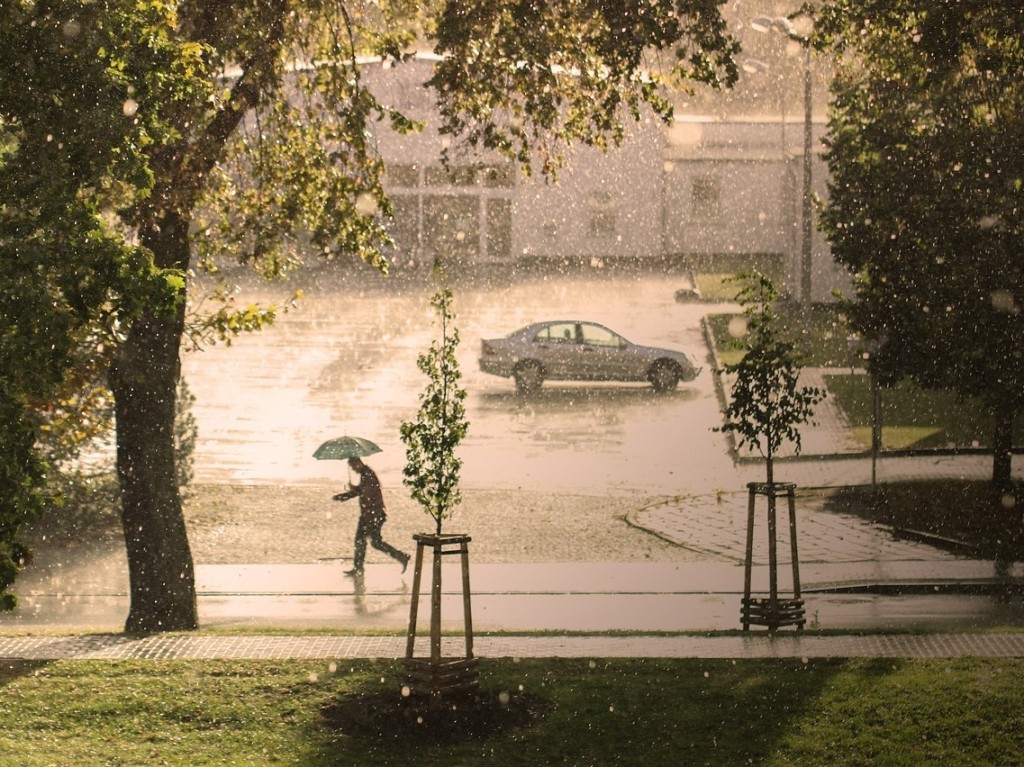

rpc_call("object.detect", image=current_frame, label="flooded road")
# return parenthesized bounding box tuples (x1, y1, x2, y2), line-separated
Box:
(181, 265, 736, 496)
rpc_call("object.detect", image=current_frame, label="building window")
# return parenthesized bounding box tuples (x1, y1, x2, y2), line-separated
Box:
(423, 194, 479, 263)
(384, 194, 421, 258)
(424, 163, 516, 188)
(386, 163, 420, 188)
(691, 176, 721, 219)
(481, 164, 515, 188)
(588, 190, 617, 237)
(486, 198, 512, 260)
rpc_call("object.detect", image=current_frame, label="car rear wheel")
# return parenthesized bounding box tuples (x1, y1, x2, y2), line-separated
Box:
(649, 360, 680, 392)
(513, 360, 544, 393)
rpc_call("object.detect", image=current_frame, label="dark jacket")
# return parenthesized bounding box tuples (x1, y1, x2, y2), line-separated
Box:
(334, 464, 386, 525)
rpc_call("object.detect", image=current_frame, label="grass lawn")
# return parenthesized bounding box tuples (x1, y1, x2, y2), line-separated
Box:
(824, 374, 1024, 452)
(3, 657, 1024, 765)
(700, 289, 1023, 453)
(703, 302, 860, 369)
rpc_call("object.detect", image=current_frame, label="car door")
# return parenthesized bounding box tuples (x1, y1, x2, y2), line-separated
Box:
(529, 322, 581, 379)
(577, 322, 633, 381)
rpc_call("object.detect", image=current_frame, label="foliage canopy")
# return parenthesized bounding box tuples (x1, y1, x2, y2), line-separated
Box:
(401, 283, 468, 536)
(816, 0, 1024, 487)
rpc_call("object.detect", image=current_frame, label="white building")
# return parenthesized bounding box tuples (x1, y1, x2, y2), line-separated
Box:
(361, 56, 850, 302)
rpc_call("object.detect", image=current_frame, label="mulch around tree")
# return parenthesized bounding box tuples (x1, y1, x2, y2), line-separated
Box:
(321, 686, 551, 745)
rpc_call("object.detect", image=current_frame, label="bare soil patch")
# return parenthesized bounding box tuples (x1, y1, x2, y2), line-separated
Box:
(321, 687, 550, 745)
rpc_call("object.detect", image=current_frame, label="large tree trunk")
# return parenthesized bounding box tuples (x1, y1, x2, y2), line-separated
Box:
(110, 211, 197, 633)
(992, 404, 1015, 492)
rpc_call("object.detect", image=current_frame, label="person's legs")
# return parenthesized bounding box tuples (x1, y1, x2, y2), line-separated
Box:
(366, 523, 410, 570)
(348, 517, 368, 573)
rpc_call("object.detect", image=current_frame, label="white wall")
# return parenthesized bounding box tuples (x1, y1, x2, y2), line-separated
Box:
(511, 117, 665, 261)
(360, 57, 852, 300)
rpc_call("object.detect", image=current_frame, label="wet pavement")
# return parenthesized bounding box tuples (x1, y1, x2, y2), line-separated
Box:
(3, 269, 1023, 659)
(3, 449, 1024, 660)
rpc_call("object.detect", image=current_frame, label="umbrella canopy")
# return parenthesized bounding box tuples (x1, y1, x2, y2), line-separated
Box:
(313, 436, 382, 461)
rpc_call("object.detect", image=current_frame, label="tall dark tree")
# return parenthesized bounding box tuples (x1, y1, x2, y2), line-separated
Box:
(817, 1, 1024, 489)
(0, 3, 181, 611)
(0, 0, 737, 631)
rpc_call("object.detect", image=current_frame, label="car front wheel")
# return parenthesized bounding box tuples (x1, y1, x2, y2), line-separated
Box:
(649, 360, 680, 392)
(513, 360, 544, 393)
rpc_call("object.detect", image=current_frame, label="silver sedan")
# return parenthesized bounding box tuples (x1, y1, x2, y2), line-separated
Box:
(479, 320, 701, 393)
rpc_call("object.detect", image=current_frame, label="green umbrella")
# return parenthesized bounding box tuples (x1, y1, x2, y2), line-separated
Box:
(313, 436, 382, 460)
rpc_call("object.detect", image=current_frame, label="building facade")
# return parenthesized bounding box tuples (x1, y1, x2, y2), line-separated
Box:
(362, 56, 850, 301)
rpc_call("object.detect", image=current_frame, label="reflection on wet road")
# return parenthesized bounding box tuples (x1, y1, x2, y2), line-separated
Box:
(181, 268, 736, 495)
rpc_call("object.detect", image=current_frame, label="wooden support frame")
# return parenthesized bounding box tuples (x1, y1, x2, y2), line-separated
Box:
(404, 533, 478, 699)
(742, 481, 805, 632)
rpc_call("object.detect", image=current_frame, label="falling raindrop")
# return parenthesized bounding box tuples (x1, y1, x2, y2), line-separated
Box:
(123, 99, 139, 117)
(355, 192, 378, 216)
(727, 316, 747, 339)
(991, 290, 1018, 314)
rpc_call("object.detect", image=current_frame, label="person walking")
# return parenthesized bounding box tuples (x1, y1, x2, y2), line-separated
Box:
(333, 456, 410, 576)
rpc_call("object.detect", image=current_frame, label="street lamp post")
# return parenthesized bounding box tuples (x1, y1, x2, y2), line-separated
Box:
(751, 16, 814, 306)
(741, 58, 787, 162)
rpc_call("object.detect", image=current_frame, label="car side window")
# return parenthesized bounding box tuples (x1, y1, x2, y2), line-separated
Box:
(579, 323, 622, 347)
(535, 323, 577, 343)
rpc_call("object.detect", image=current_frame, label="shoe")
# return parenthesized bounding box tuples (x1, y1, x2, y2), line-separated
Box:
(344, 568, 363, 577)
(400, 555, 410, 574)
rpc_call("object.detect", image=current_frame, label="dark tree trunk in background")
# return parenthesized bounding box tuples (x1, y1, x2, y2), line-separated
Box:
(992, 405, 1015, 493)
(110, 211, 197, 633)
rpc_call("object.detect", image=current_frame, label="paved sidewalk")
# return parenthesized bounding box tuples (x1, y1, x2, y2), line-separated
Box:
(3, 452, 1023, 641)
(5, 631, 1024, 661)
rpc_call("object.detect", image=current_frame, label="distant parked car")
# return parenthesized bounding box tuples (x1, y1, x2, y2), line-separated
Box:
(479, 320, 701, 393)
(674, 286, 703, 302)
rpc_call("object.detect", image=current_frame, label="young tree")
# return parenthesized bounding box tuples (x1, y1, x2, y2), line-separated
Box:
(401, 282, 468, 536)
(816, 0, 1024, 489)
(1, 0, 737, 631)
(716, 273, 824, 486)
